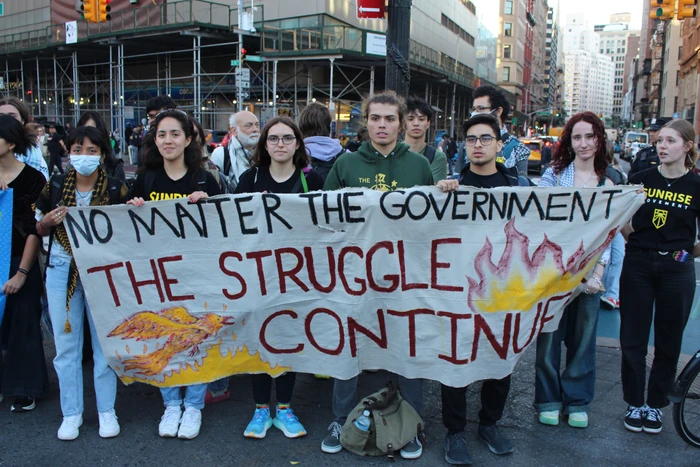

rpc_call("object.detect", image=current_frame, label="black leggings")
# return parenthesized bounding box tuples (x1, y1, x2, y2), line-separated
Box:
(48, 152, 63, 174)
(252, 372, 296, 405)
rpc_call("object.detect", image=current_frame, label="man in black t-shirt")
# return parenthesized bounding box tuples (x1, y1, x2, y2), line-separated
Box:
(437, 113, 528, 465)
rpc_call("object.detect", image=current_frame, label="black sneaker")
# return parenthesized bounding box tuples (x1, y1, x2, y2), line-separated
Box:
(643, 407, 662, 434)
(400, 435, 423, 459)
(11, 397, 36, 412)
(444, 431, 472, 465)
(477, 424, 515, 455)
(623, 405, 645, 433)
(321, 421, 342, 454)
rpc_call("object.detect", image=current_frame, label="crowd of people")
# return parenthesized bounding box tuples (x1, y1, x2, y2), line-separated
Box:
(0, 83, 698, 465)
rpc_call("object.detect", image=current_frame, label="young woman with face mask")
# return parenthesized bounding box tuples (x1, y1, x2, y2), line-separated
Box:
(34, 126, 128, 441)
(0, 115, 49, 413)
(126, 110, 220, 441)
(235, 117, 323, 440)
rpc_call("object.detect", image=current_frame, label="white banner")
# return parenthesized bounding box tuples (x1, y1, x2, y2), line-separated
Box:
(65, 186, 644, 387)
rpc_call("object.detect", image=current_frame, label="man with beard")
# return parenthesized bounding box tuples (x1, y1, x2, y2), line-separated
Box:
(211, 111, 260, 191)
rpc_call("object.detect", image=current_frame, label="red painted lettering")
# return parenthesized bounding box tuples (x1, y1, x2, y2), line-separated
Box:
(275, 247, 310, 293)
(386, 308, 435, 357)
(246, 250, 272, 296)
(126, 259, 164, 305)
(305, 308, 344, 355)
(86, 262, 124, 306)
(259, 310, 304, 354)
(347, 309, 387, 357)
(512, 305, 541, 354)
(338, 246, 367, 296)
(366, 241, 399, 293)
(431, 238, 464, 292)
(437, 311, 472, 364)
(471, 314, 512, 361)
(304, 246, 337, 293)
(397, 240, 429, 290)
(219, 251, 247, 300)
(157, 256, 195, 302)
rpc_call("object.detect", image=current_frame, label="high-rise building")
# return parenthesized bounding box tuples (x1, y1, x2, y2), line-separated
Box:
(545, 7, 562, 110)
(562, 14, 615, 120)
(595, 14, 640, 124)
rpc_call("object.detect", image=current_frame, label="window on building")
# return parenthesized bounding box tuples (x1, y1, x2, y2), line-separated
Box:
(503, 66, 510, 82)
(503, 45, 512, 59)
(674, 96, 679, 113)
(505, 23, 512, 37)
(505, 1, 513, 14)
(677, 70, 681, 86)
(679, 46, 683, 60)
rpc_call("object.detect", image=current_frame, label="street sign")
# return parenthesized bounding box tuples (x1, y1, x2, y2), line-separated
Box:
(235, 68, 251, 81)
(66, 21, 78, 45)
(0, 3, 4, 16)
(230, 60, 240, 66)
(366, 33, 386, 56)
(239, 91, 250, 99)
(357, 0, 385, 19)
(246, 55, 263, 62)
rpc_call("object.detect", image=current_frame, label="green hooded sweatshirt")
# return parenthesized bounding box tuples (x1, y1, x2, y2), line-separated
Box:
(323, 141, 434, 191)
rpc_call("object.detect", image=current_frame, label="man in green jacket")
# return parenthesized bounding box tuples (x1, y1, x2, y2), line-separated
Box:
(324, 92, 434, 192)
(321, 91, 432, 460)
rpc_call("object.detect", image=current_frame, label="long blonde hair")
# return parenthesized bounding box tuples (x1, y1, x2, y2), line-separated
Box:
(662, 119, 698, 169)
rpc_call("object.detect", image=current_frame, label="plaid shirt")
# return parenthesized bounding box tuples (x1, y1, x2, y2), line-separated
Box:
(16, 144, 49, 180)
(500, 127, 531, 163)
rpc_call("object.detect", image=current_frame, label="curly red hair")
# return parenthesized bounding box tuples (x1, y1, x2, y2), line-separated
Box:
(551, 111, 608, 178)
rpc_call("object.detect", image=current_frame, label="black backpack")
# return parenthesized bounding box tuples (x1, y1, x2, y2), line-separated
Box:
(423, 145, 436, 164)
(310, 148, 344, 182)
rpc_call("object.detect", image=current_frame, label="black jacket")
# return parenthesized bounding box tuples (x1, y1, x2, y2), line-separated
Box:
(629, 145, 658, 178)
(458, 161, 534, 186)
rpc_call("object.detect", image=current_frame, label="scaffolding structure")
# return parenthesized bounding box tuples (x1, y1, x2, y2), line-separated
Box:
(1, 0, 495, 142)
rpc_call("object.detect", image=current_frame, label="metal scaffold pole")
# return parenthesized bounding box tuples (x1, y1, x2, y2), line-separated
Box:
(385, 0, 412, 97)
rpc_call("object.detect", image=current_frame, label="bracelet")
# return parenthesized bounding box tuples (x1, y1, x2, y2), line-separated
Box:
(590, 276, 602, 287)
(596, 259, 607, 267)
(17, 268, 29, 276)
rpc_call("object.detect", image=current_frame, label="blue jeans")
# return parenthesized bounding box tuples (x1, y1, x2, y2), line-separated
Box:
(332, 375, 423, 424)
(161, 384, 207, 410)
(534, 291, 601, 414)
(602, 233, 625, 301)
(46, 257, 117, 417)
(208, 378, 229, 393)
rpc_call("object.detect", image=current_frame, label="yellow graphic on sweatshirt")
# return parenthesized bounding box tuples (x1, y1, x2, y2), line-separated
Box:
(652, 209, 668, 229)
(370, 173, 398, 191)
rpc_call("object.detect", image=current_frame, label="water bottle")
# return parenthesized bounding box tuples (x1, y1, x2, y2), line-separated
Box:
(354, 409, 371, 431)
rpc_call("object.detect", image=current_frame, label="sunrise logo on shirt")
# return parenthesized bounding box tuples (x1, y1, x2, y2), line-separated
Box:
(652, 209, 668, 229)
(149, 192, 191, 201)
(644, 187, 693, 209)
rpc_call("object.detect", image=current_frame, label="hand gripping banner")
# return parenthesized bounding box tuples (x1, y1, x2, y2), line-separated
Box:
(66, 186, 644, 388)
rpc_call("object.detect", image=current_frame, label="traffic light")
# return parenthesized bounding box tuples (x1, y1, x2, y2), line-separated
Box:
(240, 47, 247, 62)
(678, 0, 698, 19)
(650, 0, 675, 19)
(98, 0, 112, 22)
(81, 0, 98, 23)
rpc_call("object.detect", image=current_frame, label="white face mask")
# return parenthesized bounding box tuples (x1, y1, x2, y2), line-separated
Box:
(470, 108, 499, 119)
(70, 155, 102, 176)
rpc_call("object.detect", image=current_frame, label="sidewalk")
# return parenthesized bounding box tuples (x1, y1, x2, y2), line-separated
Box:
(0, 325, 697, 466)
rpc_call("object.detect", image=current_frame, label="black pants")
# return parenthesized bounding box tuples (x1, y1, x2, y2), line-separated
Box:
(442, 375, 511, 433)
(252, 372, 296, 405)
(48, 151, 63, 174)
(0, 258, 49, 398)
(620, 249, 695, 408)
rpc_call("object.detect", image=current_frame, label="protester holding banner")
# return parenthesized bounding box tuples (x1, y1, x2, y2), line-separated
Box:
(619, 119, 700, 434)
(77, 111, 125, 183)
(436, 113, 532, 464)
(321, 91, 432, 459)
(127, 109, 220, 440)
(34, 126, 128, 440)
(234, 116, 323, 439)
(535, 112, 614, 428)
(0, 114, 49, 412)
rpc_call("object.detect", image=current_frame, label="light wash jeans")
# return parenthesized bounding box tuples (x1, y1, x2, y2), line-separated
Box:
(602, 233, 625, 302)
(333, 375, 423, 424)
(161, 384, 207, 410)
(46, 257, 117, 417)
(534, 291, 601, 414)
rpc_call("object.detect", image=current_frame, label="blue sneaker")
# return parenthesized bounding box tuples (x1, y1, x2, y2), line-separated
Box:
(244, 407, 273, 439)
(273, 407, 307, 438)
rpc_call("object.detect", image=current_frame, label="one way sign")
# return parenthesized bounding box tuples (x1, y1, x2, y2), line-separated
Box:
(357, 0, 385, 19)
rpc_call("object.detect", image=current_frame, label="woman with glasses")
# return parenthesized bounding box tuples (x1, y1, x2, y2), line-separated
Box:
(534, 112, 614, 429)
(127, 109, 220, 440)
(235, 116, 322, 440)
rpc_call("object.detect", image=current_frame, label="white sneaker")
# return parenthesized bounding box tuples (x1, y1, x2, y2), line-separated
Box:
(98, 409, 121, 438)
(159, 406, 182, 438)
(58, 414, 83, 441)
(177, 407, 202, 439)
